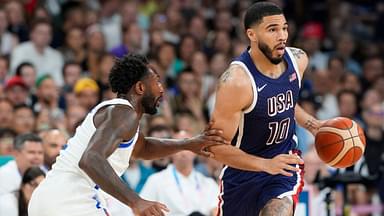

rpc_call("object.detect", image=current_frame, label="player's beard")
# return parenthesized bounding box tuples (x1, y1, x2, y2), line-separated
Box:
(142, 93, 158, 115)
(258, 41, 283, 65)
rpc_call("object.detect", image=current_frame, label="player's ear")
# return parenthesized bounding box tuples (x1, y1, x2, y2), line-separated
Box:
(246, 28, 257, 42)
(134, 81, 145, 95)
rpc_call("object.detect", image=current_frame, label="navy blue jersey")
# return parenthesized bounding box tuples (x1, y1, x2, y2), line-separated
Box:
(229, 47, 301, 158)
(217, 48, 304, 216)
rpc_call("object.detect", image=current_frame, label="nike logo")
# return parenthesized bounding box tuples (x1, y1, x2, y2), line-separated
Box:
(257, 84, 267, 92)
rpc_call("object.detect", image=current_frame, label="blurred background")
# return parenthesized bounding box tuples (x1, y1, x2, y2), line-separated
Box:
(0, 0, 383, 215)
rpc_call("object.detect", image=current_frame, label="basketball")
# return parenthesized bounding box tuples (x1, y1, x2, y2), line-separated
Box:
(314, 117, 366, 168)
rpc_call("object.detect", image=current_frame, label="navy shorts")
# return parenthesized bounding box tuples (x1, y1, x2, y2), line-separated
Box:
(217, 164, 304, 216)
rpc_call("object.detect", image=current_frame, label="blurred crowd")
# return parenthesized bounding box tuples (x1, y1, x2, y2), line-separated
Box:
(0, 0, 383, 215)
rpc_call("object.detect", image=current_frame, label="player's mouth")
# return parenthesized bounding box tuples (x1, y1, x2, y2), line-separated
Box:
(275, 44, 286, 55)
(155, 97, 163, 107)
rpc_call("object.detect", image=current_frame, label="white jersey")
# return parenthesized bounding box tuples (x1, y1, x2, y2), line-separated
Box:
(52, 98, 139, 183)
(29, 98, 139, 216)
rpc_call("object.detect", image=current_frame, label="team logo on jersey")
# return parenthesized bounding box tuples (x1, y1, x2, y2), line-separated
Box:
(257, 84, 267, 92)
(267, 90, 294, 117)
(289, 73, 297, 82)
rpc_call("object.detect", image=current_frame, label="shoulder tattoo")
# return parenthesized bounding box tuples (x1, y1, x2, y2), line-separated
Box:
(219, 66, 237, 83)
(289, 47, 305, 59)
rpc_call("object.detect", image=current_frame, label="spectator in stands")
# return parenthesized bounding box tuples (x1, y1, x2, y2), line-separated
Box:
(62, 62, 82, 90)
(170, 69, 206, 125)
(33, 75, 62, 116)
(313, 70, 339, 120)
(333, 32, 362, 76)
(110, 22, 145, 57)
(300, 22, 328, 70)
(15, 62, 37, 91)
(64, 104, 87, 136)
(337, 90, 361, 122)
(60, 27, 86, 68)
(0, 98, 14, 130)
(39, 129, 67, 172)
(84, 24, 106, 79)
(360, 56, 383, 93)
(340, 72, 362, 95)
(140, 130, 219, 216)
(10, 19, 64, 86)
(0, 9, 18, 55)
(73, 77, 100, 111)
(0, 134, 43, 216)
(190, 51, 215, 101)
(18, 167, 45, 216)
(96, 53, 114, 94)
(12, 105, 35, 135)
(0, 128, 17, 157)
(362, 103, 384, 177)
(0, 55, 9, 84)
(4, 76, 30, 106)
(4, 1, 27, 42)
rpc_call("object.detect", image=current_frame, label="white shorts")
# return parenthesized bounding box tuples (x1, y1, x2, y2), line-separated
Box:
(28, 171, 110, 216)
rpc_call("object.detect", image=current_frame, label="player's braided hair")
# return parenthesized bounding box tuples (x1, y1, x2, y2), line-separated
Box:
(109, 54, 150, 94)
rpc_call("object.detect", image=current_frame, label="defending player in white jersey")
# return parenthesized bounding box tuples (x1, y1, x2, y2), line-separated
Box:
(28, 54, 228, 216)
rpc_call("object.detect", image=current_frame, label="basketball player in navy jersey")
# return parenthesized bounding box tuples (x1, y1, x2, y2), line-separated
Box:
(207, 2, 323, 216)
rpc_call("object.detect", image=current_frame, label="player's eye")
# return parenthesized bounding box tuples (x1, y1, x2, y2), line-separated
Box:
(268, 28, 275, 32)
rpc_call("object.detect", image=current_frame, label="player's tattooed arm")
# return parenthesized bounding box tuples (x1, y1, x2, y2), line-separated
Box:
(289, 47, 305, 59)
(295, 105, 324, 136)
(218, 65, 242, 84)
(304, 118, 319, 131)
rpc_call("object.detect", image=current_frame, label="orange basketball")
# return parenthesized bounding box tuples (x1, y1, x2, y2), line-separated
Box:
(314, 117, 366, 168)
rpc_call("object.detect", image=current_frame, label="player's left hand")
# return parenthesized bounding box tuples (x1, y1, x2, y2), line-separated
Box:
(187, 121, 231, 157)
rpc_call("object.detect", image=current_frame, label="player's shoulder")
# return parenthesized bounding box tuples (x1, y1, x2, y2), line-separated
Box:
(287, 46, 308, 76)
(287, 47, 308, 60)
(94, 103, 138, 129)
(218, 64, 252, 88)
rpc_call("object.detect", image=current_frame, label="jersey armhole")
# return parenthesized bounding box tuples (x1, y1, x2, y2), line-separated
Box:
(90, 99, 134, 129)
(230, 61, 257, 113)
(285, 48, 302, 88)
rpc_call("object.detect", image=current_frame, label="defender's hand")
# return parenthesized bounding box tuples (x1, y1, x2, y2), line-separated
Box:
(132, 198, 169, 216)
(262, 154, 304, 177)
(187, 121, 230, 157)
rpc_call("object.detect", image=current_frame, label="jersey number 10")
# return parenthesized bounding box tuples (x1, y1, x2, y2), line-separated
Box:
(266, 117, 290, 145)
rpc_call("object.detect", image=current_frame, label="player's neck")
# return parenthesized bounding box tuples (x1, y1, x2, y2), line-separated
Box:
(117, 93, 143, 115)
(249, 47, 286, 77)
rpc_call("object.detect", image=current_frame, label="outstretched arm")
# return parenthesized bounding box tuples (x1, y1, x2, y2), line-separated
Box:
(132, 124, 229, 160)
(78, 105, 168, 215)
(207, 65, 302, 176)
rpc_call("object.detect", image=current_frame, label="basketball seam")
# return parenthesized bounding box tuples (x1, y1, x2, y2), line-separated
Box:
(343, 120, 356, 167)
(317, 134, 362, 149)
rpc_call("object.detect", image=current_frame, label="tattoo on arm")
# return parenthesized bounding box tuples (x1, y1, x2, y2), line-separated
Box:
(289, 48, 305, 59)
(217, 66, 238, 89)
(220, 67, 234, 83)
(304, 118, 319, 131)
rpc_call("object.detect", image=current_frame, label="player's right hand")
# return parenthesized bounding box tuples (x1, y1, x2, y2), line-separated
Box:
(132, 198, 169, 216)
(264, 154, 304, 177)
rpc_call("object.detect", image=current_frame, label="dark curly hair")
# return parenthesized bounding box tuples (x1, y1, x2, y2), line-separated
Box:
(109, 54, 150, 94)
